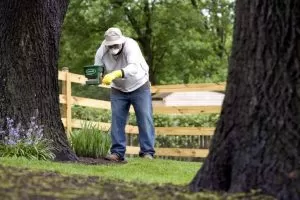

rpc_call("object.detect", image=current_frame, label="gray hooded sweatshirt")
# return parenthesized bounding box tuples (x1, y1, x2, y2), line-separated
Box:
(94, 37, 149, 92)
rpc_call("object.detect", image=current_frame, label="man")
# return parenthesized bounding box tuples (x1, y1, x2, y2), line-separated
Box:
(94, 27, 155, 162)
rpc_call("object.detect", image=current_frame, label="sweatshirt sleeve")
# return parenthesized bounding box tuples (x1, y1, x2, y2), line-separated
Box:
(122, 40, 146, 77)
(94, 43, 105, 66)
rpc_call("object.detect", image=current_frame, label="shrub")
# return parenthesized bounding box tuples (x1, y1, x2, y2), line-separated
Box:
(72, 106, 111, 122)
(71, 106, 219, 151)
(71, 106, 219, 127)
(69, 121, 111, 158)
(0, 116, 56, 160)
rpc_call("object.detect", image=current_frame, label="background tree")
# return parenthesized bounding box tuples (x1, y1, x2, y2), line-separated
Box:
(59, 0, 234, 85)
(0, 0, 77, 161)
(190, 1, 300, 199)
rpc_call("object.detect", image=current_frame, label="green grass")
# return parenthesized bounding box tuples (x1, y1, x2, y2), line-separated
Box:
(0, 157, 201, 185)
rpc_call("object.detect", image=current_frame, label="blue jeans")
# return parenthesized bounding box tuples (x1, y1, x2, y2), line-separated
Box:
(110, 83, 155, 159)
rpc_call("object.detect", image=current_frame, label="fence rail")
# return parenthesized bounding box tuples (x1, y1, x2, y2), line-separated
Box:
(61, 118, 215, 136)
(60, 94, 221, 114)
(59, 68, 225, 158)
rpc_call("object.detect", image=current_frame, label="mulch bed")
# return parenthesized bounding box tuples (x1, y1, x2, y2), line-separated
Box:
(60, 157, 127, 165)
(77, 157, 125, 165)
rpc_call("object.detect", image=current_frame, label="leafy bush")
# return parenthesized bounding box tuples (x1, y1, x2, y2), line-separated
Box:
(71, 106, 219, 127)
(69, 121, 111, 158)
(72, 106, 111, 122)
(153, 113, 219, 127)
(71, 106, 219, 150)
(0, 116, 56, 160)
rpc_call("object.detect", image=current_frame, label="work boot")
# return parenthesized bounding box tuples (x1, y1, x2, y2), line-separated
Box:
(104, 153, 124, 162)
(141, 153, 154, 160)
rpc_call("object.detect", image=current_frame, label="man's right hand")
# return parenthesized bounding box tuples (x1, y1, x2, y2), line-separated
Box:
(102, 70, 122, 85)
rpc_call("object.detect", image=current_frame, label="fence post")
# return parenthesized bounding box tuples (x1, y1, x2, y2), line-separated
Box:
(62, 67, 72, 136)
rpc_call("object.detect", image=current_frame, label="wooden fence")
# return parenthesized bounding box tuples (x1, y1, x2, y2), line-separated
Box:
(59, 67, 226, 158)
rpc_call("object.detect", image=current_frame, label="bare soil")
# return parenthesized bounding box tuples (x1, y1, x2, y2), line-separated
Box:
(75, 156, 127, 165)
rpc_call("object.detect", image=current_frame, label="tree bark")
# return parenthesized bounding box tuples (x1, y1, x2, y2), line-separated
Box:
(190, 1, 300, 199)
(0, 0, 77, 161)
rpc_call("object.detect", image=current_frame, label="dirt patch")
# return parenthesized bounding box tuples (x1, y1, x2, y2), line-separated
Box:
(57, 156, 128, 167)
(61, 156, 127, 165)
(78, 156, 115, 165)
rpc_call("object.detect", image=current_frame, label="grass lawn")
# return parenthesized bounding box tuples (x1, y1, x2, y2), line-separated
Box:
(0, 157, 201, 185)
(0, 157, 275, 199)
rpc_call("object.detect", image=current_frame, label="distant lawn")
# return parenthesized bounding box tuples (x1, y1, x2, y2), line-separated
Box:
(0, 157, 201, 185)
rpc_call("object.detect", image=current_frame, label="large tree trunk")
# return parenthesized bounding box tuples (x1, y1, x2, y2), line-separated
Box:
(190, 1, 300, 199)
(0, 0, 77, 161)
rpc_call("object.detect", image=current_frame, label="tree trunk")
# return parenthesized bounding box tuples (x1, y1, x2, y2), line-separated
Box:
(190, 1, 300, 199)
(0, 0, 77, 161)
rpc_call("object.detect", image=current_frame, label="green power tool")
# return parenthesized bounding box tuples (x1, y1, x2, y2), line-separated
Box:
(83, 65, 105, 85)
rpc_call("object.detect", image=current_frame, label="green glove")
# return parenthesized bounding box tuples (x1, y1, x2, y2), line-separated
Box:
(102, 70, 123, 85)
